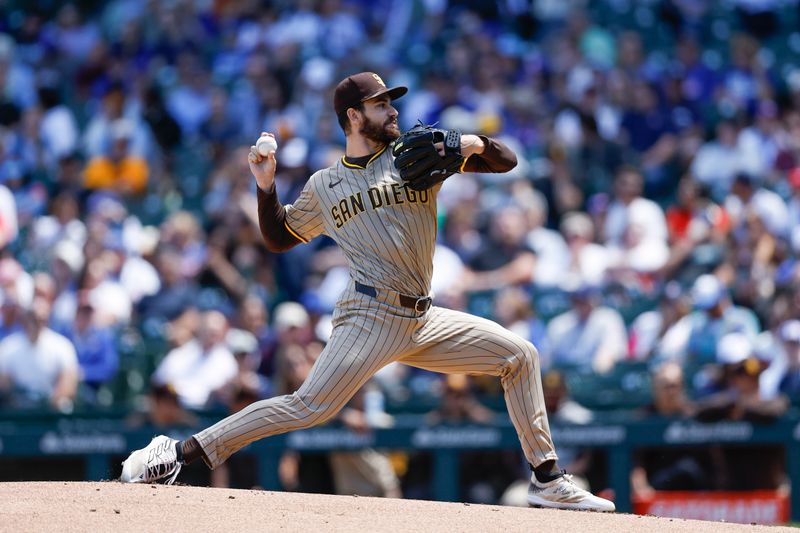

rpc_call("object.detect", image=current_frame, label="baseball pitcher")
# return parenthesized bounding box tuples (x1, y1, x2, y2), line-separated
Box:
(120, 72, 614, 512)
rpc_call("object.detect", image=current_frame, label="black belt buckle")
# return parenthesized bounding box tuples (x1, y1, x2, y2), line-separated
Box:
(414, 297, 432, 313)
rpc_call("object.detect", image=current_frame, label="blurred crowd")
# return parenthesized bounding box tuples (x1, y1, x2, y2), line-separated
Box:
(1, 0, 800, 502)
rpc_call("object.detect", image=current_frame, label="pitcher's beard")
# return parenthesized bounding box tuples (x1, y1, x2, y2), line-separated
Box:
(360, 117, 400, 145)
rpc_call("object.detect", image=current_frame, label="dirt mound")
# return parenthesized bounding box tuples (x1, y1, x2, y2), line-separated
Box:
(0, 482, 790, 532)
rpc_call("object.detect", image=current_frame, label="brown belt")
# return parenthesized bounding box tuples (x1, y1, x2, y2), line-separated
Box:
(354, 281, 432, 313)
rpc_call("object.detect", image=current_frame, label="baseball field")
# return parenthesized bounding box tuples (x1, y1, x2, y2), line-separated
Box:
(0, 482, 790, 532)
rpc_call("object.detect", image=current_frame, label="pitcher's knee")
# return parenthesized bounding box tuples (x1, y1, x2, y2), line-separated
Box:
(289, 392, 341, 427)
(508, 342, 539, 373)
(526, 342, 540, 365)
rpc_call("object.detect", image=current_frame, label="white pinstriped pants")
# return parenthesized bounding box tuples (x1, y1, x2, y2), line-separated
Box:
(194, 284, 558, 469)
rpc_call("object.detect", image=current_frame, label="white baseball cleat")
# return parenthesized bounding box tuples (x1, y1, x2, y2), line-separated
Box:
(527, 472, 615, 512)
(120, 435, 182, 485)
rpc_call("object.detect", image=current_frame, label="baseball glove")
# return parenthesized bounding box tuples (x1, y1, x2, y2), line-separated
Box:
(392, 122, 464, 191)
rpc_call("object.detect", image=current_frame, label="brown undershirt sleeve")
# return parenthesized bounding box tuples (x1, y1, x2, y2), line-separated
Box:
(256, 184, 303, 252)
(462, 135, 518, 173)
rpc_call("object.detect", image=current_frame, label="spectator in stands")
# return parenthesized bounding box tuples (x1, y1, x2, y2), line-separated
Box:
(631, 362, 716, 498)
(0, 288, 78, 411)
(643, 362, 695, 419)
(164, 307, 200, 352)
(458, 204, 537, 292)
(0, 181, 18, 250)
(405, 375, 521, 504)
(661, 177, 730, 282)
(0, 289, 22, 340)
(82, 82, 149, 159)
(47, 4, 101, 61)
(273, 332, 334, 495)
(205, 147, 258, 226)
(441, 203, 482, 261)
(603, 166, 668, 257)
(210, 327, 270, 407)
(329, 384, 401, 498)
(518, 188, 569, 288)
(788, 168, 800, 232)
(29, 191, 85, 258)
(159, 211, 207, 280)
(48, 239, 83, 332)
(142, 84, 182, 153)
(210, 384, 262, 489)
(670, 34, 717, 109)
(426, 374, 494, 426)
(0, 258, 31, 339)
(60, 291, 118, 401)
(79, 255, 131, 328)
(203, 223, 261, 307)
(605, 215, 670, 290)
(738, 100, 783, 183)
(538, 369, 595, 493)
(125, 382, 208, 487)
(613, 30, 648, 83)
(83, 118, 149, 195)
(694, 332, 788, 491)
(717, 33, 765, 118)
(560, 211, 610, 288)
(542, 369, 594, 425)
(695, 332, 787, 422)
(725, 172, 789, 240)
(690, 120, 743, 201)
(658, 274, 760, 370)
(618, 85, 678, 198)
(735, 0, 780, 40)
(151, 309, 237, 409)
(117, 226, 161, 307)
(429, 242, 467, 310)
(200, 87, 242, 164)
(493, 286, 548, 357)
(234, 295, 278, 379)
(722, 191, 784, 312)
(628, 281, 691, 361)
(37, 85, 79, 169)
(545, 283, 627, 373)
(268, 301, 317, 386)
(776, 320, 800, 404)
(775, 228, 800, 291)
(0, 34, 35, 110)
(137, 246, 201, 322)
(126, 383, 199, 429)
(166, 53, 213, 137)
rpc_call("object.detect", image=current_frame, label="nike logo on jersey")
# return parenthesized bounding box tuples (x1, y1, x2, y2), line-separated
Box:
(329, 178, 343, 188)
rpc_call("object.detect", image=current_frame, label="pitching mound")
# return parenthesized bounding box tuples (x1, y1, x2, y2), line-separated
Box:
(0, 482, 791, 532)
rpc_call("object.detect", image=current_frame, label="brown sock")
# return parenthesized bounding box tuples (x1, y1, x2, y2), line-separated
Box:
(178, 437, 206, 465)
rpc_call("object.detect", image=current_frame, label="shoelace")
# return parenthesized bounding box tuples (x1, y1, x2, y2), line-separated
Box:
(144, 440, 180, 484)
(145, 461, 178, 482)
(560, 472, 576, 485)
(558, 473, 579, 494)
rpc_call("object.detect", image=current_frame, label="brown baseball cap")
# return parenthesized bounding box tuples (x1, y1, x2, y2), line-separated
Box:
(333, 72, 407, 119)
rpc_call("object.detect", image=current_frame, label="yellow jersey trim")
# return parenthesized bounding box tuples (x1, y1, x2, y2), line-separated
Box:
(284, 221, 308, 243)
(459, 155, 471, 173)
(366, 145, 387, 166)
(341, 145, 388, 169)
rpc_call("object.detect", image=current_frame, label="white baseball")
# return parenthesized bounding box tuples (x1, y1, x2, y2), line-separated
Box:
(256, 135, 278, 156)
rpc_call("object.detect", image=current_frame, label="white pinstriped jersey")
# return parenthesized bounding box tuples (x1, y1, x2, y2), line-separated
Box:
(284, 146, 439, 297)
